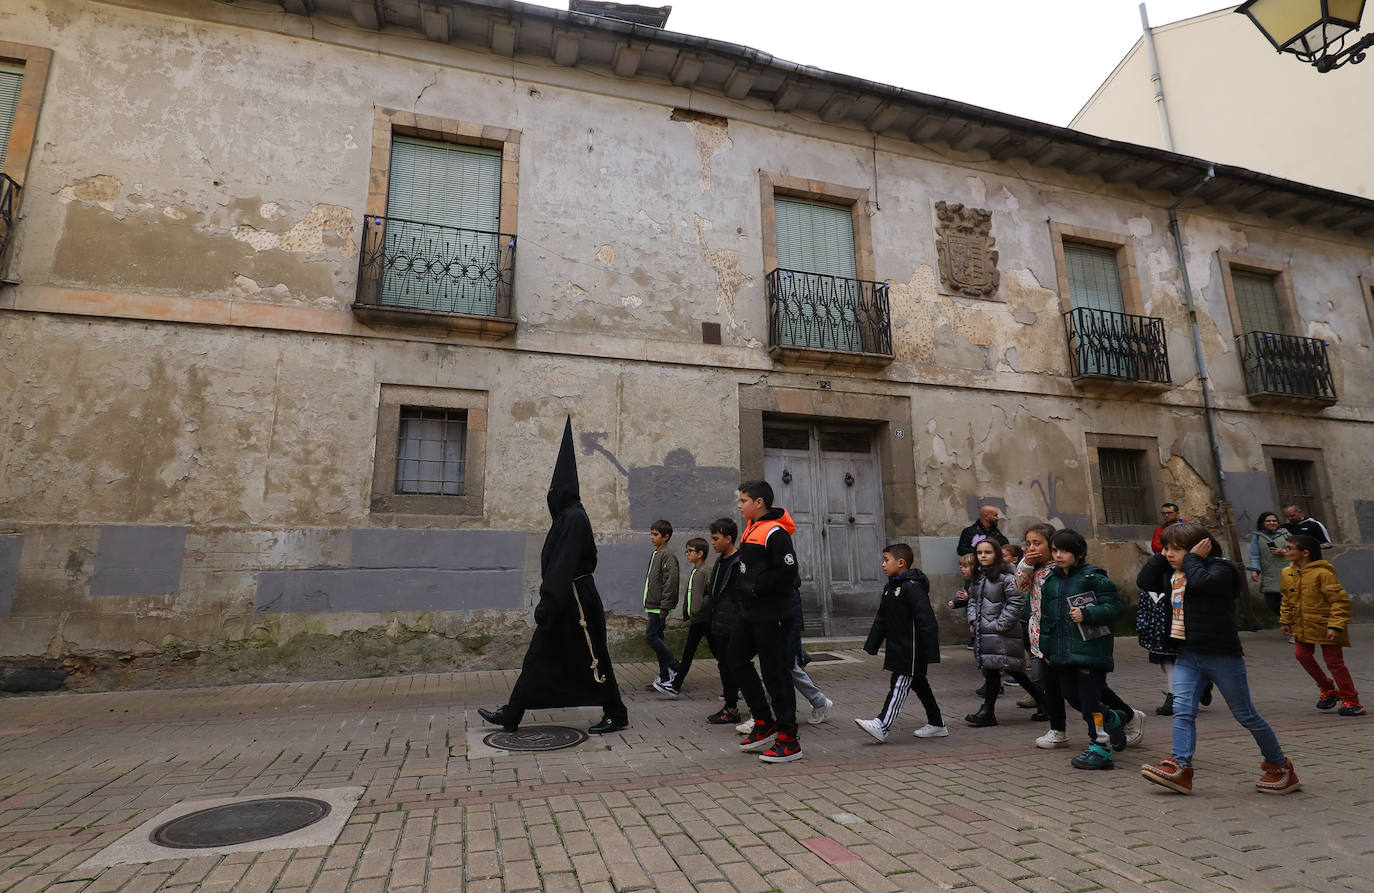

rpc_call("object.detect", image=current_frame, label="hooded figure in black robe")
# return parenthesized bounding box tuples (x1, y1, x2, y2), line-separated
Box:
(479, 418, 629, 734)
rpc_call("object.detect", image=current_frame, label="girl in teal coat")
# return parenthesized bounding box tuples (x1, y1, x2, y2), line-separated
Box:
(1039, 529, 1126, 770)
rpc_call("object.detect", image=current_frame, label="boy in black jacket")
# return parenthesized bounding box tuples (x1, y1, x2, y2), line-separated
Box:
(703, 517, 743, 724)
(858, 543, 947, 742)
(733, 480, 803, 763)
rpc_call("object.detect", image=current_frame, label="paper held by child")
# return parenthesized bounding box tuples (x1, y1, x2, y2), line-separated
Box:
(1067, 592, 1113, 640)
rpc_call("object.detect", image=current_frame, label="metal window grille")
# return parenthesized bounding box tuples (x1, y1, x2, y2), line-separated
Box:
(1098, 449, 1150, 525)
(396, 408, 467, 495)
(1063, 243, 1126, 313)
(1232, 270, 1286, 336)
(1272, 459, 1315, 516)
(762, 425, 811, 451)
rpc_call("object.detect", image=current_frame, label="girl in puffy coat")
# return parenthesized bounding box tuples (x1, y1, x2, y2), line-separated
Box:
(1280, 534, 1364, 716)
(965, 540, 1045, 727)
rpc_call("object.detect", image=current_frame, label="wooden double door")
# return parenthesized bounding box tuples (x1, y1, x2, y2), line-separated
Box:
(762, 422, 886, 636)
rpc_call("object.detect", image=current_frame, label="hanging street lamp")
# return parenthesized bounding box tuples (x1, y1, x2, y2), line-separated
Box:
(1236, 0, 1373, 71)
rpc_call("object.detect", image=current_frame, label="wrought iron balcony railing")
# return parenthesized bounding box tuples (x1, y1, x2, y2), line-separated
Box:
(0, 173, 18, 270)
(1063, 306, 1171, 384)
(356, 216, 515, 319)
(1237, 330, 1337, 403)
(766, 268, 893, 358)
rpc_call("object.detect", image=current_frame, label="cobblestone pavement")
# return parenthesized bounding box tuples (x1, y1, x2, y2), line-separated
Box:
(1, 630, 1370, 892)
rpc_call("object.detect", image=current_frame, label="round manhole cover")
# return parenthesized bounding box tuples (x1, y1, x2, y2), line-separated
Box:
(483, 725, 588, 752)
(151, 797, 331, 849)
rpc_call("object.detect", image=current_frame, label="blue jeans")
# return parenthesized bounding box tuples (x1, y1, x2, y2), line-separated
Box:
(1172, 649, 1284, 768)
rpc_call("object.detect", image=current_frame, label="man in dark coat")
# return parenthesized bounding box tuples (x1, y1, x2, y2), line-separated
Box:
(478, 418, 629, 735)
(957, 505, 1009, 556)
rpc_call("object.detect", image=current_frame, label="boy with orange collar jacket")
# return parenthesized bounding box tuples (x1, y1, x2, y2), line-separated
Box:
(732, 480, 803, 763)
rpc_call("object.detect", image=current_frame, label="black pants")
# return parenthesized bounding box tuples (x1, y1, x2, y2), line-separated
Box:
(644, 613, 678, 681)
(1263, 591, 1282, 616)
(878, 671, 942, 732)
(712, 632, 739, 708)
(1054, 665, 1119, 744)
(674, 621, 713, 690)
(1043, 662, 1131, 732)
(729, 615, 797, 737)
(982, 668, 1044, 712)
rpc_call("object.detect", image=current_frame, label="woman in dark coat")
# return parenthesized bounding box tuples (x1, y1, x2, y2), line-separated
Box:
(479, 419, 628, 734)
(965, 540, 1046, 727)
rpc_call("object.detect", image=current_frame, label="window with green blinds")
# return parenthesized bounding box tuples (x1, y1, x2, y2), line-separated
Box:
(0, 65, 23, 171)
(381, 136, 503, 315)
(1063, 243, 1126, 314)
(772, 197, 861, 351)
(1232, 270, 1286, 335)
(773, 197, 856, 279)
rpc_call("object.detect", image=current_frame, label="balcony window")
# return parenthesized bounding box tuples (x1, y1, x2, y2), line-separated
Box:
(1063, 307, 1170, 383)
(357, 118, 520, 338)
(1237, 331, 1337, 404)
(766, 269, 892, 361)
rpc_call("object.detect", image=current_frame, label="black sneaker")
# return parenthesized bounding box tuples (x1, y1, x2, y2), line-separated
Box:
(588, 715, 629, 734)
(1316, 692, 1340, 710)
(1070, 744, 1114, 770)
(707, 707, 741, 725)
(738, 720, 778, 752)
(1338, 703, 1367, 716)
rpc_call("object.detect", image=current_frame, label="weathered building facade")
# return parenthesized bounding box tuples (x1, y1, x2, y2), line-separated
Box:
(2, 0, 1373, 685)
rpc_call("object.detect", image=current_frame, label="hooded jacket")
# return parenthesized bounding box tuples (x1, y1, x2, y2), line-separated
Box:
(1038, 561, 1122, 670)
(1166, 554, 1245, 656)
(737, 507, 799, 622)
(865, 568, 939, 674)
(966, 569, 1025, 672)
(1280, 559, 1351, 647)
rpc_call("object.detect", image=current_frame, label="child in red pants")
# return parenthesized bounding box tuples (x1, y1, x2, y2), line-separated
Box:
(1280, 534, 1364, 716)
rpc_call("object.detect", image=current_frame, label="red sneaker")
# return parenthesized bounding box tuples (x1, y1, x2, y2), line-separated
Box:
(758, 732, 802, 763)
(738, 720, 777, 752)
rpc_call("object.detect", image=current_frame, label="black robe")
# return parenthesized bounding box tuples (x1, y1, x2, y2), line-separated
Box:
(508, 420, 624, 714)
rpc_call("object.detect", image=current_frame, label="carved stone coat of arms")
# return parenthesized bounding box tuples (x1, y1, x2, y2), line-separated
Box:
(935, 201, 1000, 298)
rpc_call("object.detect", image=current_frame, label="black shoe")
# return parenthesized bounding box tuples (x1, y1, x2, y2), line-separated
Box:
(707, 707, 742, 725)
(1200, 685, 1213, 707)
(1105, 711, 1128, 752)
(589, 715, 629, 734)
(478, 707, 518, 732)
(964, 706, 998, 727)
(1156, 693, 1175, 716)
(1030, 711, 1048, 722)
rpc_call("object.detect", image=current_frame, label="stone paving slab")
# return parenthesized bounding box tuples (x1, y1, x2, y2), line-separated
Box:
(0, 630, 1370, 891)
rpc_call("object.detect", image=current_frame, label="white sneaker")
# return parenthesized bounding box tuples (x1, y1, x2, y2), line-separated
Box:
(1124, 708, 1145, 748)
(914, 724, 949, 738)
(1036, 729, 1069, 749)
(735, 719, 754, 735)
(855, 717, 888, 743)
(651, 678, 678, 697)
(808, 697, 833, 725)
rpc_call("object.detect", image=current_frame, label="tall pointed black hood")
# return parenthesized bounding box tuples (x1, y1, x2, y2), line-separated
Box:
(547, 416, 581, 519)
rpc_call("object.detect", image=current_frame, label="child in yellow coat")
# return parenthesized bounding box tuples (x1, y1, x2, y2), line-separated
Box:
(1280, 534, 1364, 716)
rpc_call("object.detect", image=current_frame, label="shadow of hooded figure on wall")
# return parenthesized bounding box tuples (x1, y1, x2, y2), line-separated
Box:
(479, 417, 629, 735)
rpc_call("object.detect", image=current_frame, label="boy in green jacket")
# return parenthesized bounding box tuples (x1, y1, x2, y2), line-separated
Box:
(1039, 529, 1127, 770)
(658, 537, 713, 696)
(643, 520, 680, 689)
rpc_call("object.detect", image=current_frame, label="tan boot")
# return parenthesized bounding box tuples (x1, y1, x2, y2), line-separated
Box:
(1256, 758, 1300, 794)
(1141, 757, 1193, 794)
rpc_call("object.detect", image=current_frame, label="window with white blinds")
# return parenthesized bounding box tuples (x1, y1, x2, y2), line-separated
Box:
(1063, 242, 1126, 314)
(0, 64, 23, 171)
(381, 136, 503, 315)
(1232, 269, 1286, 335)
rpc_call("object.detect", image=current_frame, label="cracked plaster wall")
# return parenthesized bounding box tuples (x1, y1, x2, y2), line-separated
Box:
(2, 2, 1374, 662)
